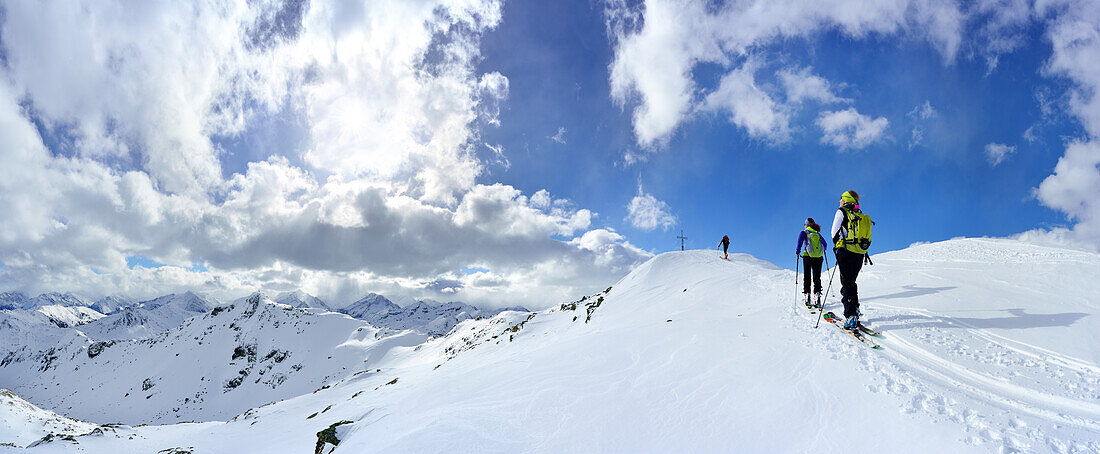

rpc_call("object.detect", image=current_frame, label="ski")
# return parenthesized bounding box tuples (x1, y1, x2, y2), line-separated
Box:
(822, 312, 880, 349)
(857, 323, 880, 337)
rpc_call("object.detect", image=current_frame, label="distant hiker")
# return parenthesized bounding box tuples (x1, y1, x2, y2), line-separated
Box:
(718, 235, 730, 259)
(830, 190, 873, 330)
(796, 218, 827, 309)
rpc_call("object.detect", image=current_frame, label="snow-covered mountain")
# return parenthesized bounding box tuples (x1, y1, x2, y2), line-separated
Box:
(0, 293, 426, 425)
(3, 238, 1099, 452)
(338, 293, 529, 337)
(0, 302, 103, 357)
(0, 389, 96, 448)
(139, 291, 214, 313)
(338, 292, 398, 318)
(273, 290, 328, 310)
(20, 292, 91, 311)
(0, 292, 28, 311)
(0, 310, 87, 357)
(88, 296, 134, 315)
(31, 305, 103, 328)
(75, 292, 216, 341)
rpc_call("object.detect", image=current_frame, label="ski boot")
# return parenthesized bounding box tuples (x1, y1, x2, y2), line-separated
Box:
(803, 293, 813, 310)
(813, 292, 822, 310)
(844, 315, 860, 331)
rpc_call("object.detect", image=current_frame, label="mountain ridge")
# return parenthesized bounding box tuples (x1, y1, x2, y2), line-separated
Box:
(3, 238, 1098, 452)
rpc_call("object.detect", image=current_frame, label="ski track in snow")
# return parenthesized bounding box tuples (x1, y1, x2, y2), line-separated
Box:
(786, 258, 1100, 453)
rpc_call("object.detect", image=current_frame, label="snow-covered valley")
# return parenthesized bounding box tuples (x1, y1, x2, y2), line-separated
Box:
(0, 238, 1098, 452)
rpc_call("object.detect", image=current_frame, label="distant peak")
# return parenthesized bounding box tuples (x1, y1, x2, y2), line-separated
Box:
(274, 290, 327, 309)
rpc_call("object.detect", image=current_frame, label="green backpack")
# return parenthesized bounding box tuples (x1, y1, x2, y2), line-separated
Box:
(837, 207, 873, 254)
(803, 229, 824, 258)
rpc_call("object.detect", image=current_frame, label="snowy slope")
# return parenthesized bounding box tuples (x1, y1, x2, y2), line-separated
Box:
(0, 311, 86, 357)
(140, 291, 214, 313)
(31, 305, 103, 328)
(337, 293, 398, 319)
(0, 293, 426, 425)
(340, 293, 529, 337)
(88, 296, 134, 315)
(274, 290, 329, 310)
(0, 293, 28, 311)
(20, 293, 90, 311)
(0, 389, 96, 448)
(5, 238, 1100, 453)
(76, 292, 216, 341)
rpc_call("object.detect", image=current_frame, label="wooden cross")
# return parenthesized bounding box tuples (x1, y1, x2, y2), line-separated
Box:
(677, 230, 687, 251)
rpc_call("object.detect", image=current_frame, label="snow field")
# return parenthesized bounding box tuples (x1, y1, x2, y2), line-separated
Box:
(2, 238, 1098, 453)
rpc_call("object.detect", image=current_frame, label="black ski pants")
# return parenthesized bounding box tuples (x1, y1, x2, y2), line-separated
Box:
(836, 248, 864, 318)
(801, 255, 823, 294)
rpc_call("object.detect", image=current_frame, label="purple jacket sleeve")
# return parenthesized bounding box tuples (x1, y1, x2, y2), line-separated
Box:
(795, 231, 807, 255)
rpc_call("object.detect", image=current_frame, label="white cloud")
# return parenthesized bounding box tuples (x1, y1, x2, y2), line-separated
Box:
(1023, 124, 1040, 143)
(779, 66, 849, 105)
(1031, 0, 1100, 249)
(626, 188, 676, 231)
(0, 1, 260, 195)
(606, 0, 964, 147)
(550, 127, 567, 144)
(529, 190, 552, 210)
(909, 127, 926, 150)
(0, 0, 654, 309)
(816, 108, 890, 150)
(1035, 141, 1100, 245)
(700, 61, 791, 143)
(985, 142, 1016, 166)
(2, 0, 510, 205)
(973, 0, 1033, 74)
(908, 101, 938, 120)
(484, 143, 510, 170)
(907, 101, 937, 149)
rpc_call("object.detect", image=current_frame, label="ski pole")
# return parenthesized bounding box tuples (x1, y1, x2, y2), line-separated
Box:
(815, 254, 837, 329)
(795, 255, 800, 306)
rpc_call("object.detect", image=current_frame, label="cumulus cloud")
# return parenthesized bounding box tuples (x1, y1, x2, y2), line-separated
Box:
(626, 188, 676, 231)
(1031, 0, 1100, 249)
(0, 1, 257, 195)
(816, 108, 890, 150)
(779, 66, 850, 105)
(0, 0, 653, 309)
(606, 0, 964, 147)
(700, 61, 791, 143)
(985, 142, 1016, 166)
(1035, 141, 1100, 245)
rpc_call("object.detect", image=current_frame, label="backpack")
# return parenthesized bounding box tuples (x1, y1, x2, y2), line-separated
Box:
(836, 207, 873, 254)
(803, 229, 824, 258)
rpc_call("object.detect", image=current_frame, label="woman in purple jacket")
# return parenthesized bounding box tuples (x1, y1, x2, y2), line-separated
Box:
(796, 218, 828, 309)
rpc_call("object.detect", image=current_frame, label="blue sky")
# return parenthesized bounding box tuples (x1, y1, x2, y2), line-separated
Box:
(476, 0, 1075, 268)
(0, 0, 1097, 308)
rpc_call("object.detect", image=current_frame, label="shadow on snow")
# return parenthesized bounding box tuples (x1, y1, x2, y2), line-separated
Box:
(872, 308, 1089, 331)
(865, 285, 957, 300)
